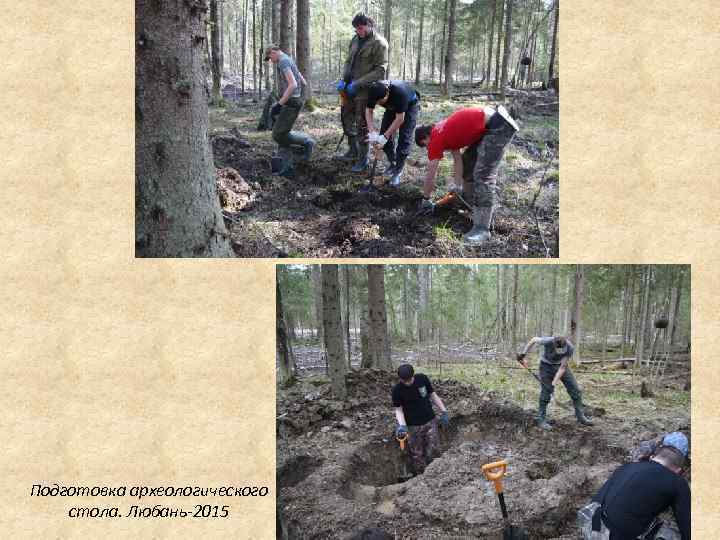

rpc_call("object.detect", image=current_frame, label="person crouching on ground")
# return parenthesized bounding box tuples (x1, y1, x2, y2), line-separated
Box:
(415, 105, 519, 245)
(364, 80, 420, 187)
(264, 45, 315, 178)
(392, 364, 449, 475)
(578, 432, 690, 540)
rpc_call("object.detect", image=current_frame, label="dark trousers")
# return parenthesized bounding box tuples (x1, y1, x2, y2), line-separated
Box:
(539, 361, 582, 407)
(272, 96, 305, 148)
(379, 101, 419, 164)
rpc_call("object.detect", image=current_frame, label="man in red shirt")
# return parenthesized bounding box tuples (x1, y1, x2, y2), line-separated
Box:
(415, 105, 519, 245)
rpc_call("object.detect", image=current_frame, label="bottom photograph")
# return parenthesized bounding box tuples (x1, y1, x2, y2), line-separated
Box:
(276, 264, 690, 540)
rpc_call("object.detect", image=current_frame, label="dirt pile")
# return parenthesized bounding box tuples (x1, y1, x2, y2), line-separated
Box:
(277, 369, 681, 540)
(216, 167, 257, 212)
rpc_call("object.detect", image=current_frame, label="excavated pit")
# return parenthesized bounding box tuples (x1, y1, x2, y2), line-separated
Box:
(279, 401, 630, 540)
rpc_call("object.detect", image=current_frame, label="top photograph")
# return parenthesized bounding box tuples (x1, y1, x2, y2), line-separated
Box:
(136, 0, 559, 258)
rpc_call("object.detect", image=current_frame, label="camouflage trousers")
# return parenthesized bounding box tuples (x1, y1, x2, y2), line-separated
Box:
(461, 106, 519, 208)
(577, 502, 681, 540)
(407, 418, 439, 474)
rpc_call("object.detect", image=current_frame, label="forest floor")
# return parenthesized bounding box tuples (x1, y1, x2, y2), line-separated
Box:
(276, 345, 690, 539)
(209, 84, 559, 258)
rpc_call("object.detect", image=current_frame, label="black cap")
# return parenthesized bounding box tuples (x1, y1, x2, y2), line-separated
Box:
(352, 13, 372, 27)
(397, 364, 414, 380)
(368, 81, 389, 104)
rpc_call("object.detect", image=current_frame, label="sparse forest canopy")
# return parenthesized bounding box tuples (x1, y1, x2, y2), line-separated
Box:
(215, 0, 559, 94)
(278, 264, 690, 372)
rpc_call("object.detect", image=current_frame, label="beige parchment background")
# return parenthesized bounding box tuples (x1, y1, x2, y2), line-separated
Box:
(1, 1, 718, 538)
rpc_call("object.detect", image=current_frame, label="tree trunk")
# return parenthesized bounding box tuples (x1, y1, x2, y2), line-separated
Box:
(344, 265, 352, 369)
(494, 0, 505, 89)
(548, 0, 558, 84)
(135, 0, 233, 257)
(322, 265, 347, 399)
(311, 266, 324, 343)
(276, 279, 295, 384)
(367, 265, 391, 369)
(495, 265, 502, 346)
(385, 0, 393, 79)
(500, 0, 513, 98)
(296, 0, 313, 100)
(570, 265, 585, 364)
(441, 0, 457, 96)
(439, 0, 448, 86)
(414, 0, 425, 85)
(486, 0, 497, 84)
(242, 0, 248, 94)
(279, 0, 291, 52)
(209, 0, 222, 102)
(669, 268, 684, 347)
(549, 265, 558, 333)
(511, 265, 519, 353)
(637, 266, 652, 366)
(418, 265, 430, 343)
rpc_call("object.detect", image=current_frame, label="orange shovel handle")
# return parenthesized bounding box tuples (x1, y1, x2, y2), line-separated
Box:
(396, 433, 408, 451)
(481, 460, 508, 493)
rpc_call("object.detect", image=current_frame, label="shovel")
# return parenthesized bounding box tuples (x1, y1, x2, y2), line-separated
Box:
(396, 433, 413, 483)
(481, 460, 529, 540)
(515, 354, 572, 412)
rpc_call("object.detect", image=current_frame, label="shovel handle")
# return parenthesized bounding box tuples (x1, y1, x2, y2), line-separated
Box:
(396, 433, 408, 451)
(481, 460, 507, 493)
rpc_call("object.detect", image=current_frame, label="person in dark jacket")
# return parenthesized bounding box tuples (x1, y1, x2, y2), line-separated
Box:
(579, 432, 690, 540)
(336, 14, 389, 173)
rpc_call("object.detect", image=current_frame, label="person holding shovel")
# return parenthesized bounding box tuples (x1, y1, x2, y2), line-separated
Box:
(391, 364, 449, 475)
(414, 105, 519, 245)
(517, 336, 593, 430)
(364, 80, 420, 186)
(578, 432, 690, 540)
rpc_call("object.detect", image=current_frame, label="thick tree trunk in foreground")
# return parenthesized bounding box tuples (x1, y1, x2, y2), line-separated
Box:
(322, 265, 346, 399)
(135, 0, 232, 257)
(367, 265, 391, 369)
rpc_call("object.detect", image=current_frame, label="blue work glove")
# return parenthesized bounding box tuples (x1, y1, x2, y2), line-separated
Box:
(438, 411, 450, 427)
(346, 81, 358, 96)
(396, 425, 408, 438)
(336, 80, 346, 92)
(271, 103, 283, 117)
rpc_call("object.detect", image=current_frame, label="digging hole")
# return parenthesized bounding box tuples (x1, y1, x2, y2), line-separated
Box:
(277, 455, 323, 489)
(526, 460, 560, 480)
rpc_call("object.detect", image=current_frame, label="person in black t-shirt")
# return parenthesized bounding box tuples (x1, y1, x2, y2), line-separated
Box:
(391, 363, 449, 474)
(580, 432, 690, 540)
(365, 81, 420, 186)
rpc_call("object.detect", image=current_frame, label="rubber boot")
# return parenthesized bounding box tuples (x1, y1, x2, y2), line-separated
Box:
(389, 154, 407, 187)
(339, 135, 359, 162)
(351, 152, 370, 173)
(301, 136, 316, 162)
(382, 149, 397, 177)
(276, 147, 295, 178)
(574, 400, 594, 426)
(464, 207, 493, 245)
(536, 402, 552, 430)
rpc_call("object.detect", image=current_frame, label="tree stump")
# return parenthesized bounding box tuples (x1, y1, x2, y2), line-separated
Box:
(640, 380, 654, 398)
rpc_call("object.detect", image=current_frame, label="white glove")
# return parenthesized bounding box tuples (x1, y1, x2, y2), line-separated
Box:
(447, 183, 463, 194)
(376, 134, 388, 146)
(367, 131, 379, 143)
